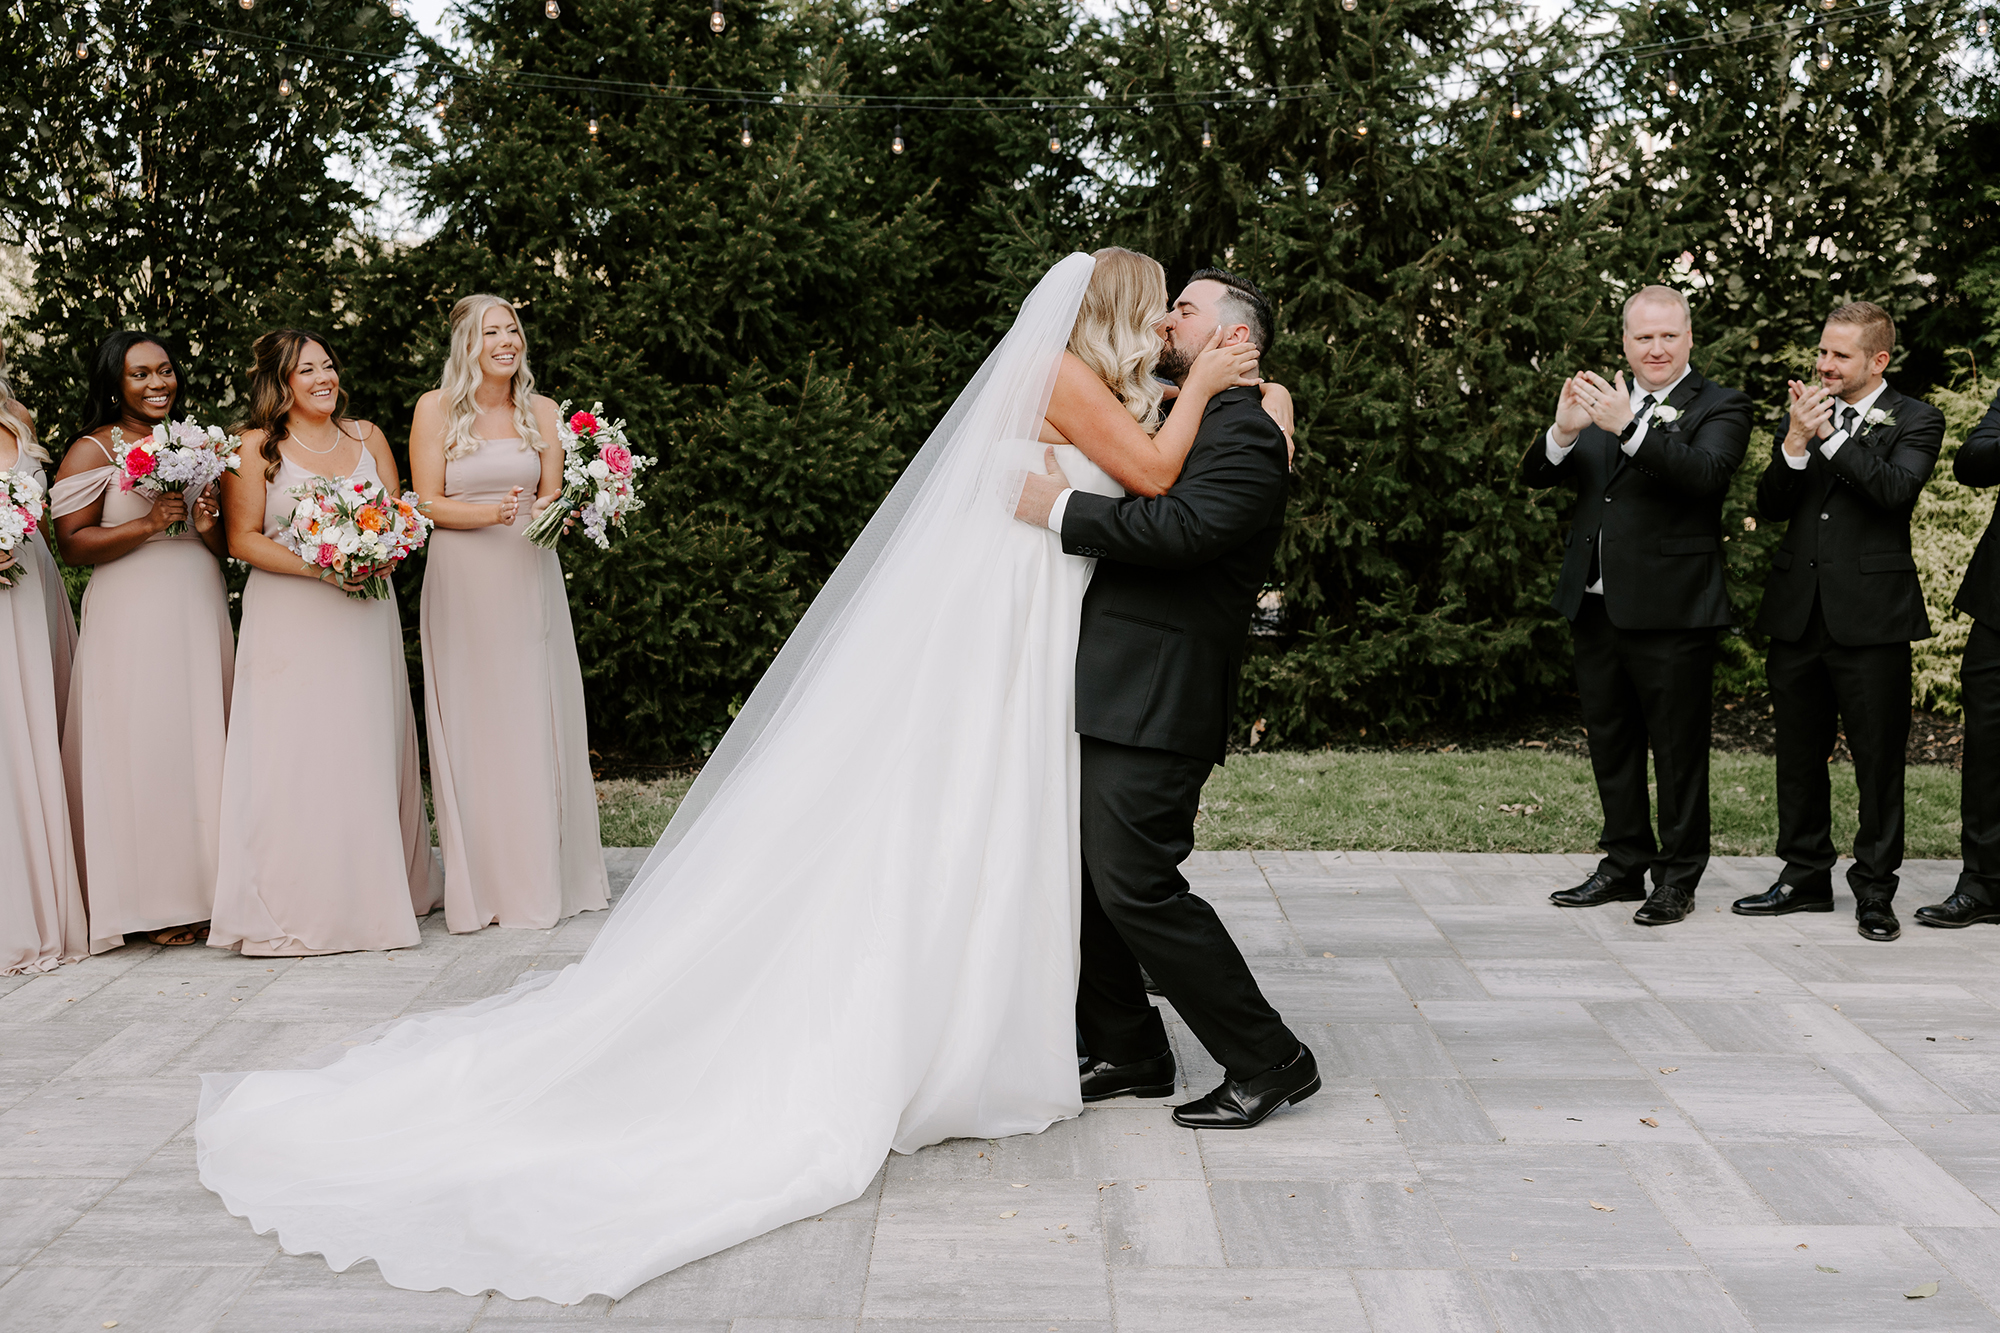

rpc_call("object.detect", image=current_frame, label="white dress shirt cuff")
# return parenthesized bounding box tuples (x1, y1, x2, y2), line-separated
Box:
(1819, 429, 1850, 460)
(1782, 447, 1809, 470)
(1044, 487, 1075, 535)
(1545, 427, 1575, 464)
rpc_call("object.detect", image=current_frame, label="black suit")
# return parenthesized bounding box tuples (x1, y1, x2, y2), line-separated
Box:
(1952, 387, 2000, 905)
(1062, 385, 1298, 1082)
(1753, 384, 1944, 901)
(1522, 369, 1752, 893)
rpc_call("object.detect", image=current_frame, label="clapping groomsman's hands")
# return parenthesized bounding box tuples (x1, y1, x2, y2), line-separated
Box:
(1551, 375, 1593, 448)
(1784, 380, 1837, 456)
(1575, 370, 1637, 436)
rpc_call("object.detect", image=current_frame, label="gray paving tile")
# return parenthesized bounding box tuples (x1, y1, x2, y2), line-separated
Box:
(1473, 1269, 1753, 1333)
(1210, 1179, 1460, 1267)
(1350, 1269, 1494, 1333)
(1099, 1177, 1223, 1266)
(1722, 1143, 2000, 1226)
(0, 1078, 194, 1178)
(1209, 895, 1307, 958)
(0, 1177, 117, 1266)
(1279, 894, 1455, 958)
(35, 1152, 279, 1266)
(1585, 1000, 1712, 1052)
(615, 1216, 872, 1321)
(1196, 1085, 1413, 1181)
(1419, 1001, 1640, 1081)
(1688, 1224, 2000, 1332)
(1911, 1226, 2000, 1321)
(1390, 869, 1489, 906)
(1387, 957, 1489, 1002)
(1251, 957, 1427, 1024)
(1891, 1115, 2000, 1210)
(1647, 1054, 1902, 1143)
(1475, 1078, 1701, 1145)
(1375, 1078, 1499, 1146)
(1908, 1051, 2000, 1113)
(0, 1263, 263, 1333)
(1315, 1022, 1458, 1079)
(987, 1104, 1204, 1182)
(1820, 1052, 1971, 1115)
(1618, 1143, 1784, 1230)
(0, 1023, 129, 1081)
(1425, 906, 1608, 960)
(159, 1019, 365, 1078)
(1108, 1266, 1369, 1332)
(211, 1253, 487, 1330)
(1745, 938, 1858, 985)
(1463, 958, 1648, 999)
(1606, 944, 1816, 999)
(1666, 1001, 1886, 1056)
(860, 1180, 1108, 1321)
(1416, 1145, 1696, 1270)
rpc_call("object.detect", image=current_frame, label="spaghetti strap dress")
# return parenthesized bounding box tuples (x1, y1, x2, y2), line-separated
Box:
(420, 437, 608, 932)
(53, 438, 235, 951)
(209, 444, 442, 956)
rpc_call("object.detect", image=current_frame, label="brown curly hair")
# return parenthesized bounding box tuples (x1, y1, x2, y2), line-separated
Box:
(239, 329, 351, 480)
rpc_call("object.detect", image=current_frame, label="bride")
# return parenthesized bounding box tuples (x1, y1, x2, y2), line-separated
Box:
(195, 249, 1290, 1302)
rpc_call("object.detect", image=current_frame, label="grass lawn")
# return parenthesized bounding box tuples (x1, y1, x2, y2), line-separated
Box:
(595, 751, 1964, 857)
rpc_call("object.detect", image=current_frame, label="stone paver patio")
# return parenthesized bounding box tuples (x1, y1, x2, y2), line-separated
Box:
(6, 850, 2000, 1331)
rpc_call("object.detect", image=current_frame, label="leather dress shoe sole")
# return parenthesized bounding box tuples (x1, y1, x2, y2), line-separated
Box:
(1857, 920, 1901, 942)
(1083, 1080, 1177, 1103)
(1731, 897, 1834, 916)
(1916, 907, 2000, 929)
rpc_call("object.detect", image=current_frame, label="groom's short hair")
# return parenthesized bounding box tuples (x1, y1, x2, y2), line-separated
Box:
(1187, 268, 1272, 353)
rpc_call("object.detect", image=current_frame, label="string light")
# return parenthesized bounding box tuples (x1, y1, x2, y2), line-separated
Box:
(279, 73, 293, 96)
(1342, 0, 1356, 10)
(1356, 120, 1369, 137)
(545, 0, 559, 14)
(1166, 0, 1180, 10)
(740, 108, 752, 146)
(1201, 117, 1212, 149)
(435, 98, 446, 118)
(887, 0, 899, 11)
(1816, 43, 1832, 69)
(1979, 13, 1992, 36)
(892, 122, 904, 153)
(1048, 127, 1061, 152)
(238, 0, 254, 8)
(1510, 97, 1522, 118)
(710, 7, 726, 31)
(587, 114, 598, 139)
(75, 39, 88, 59)
(389, 0, 404, 13)
(1665, 76, 1679, 95)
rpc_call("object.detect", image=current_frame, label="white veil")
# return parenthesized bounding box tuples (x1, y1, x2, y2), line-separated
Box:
(196, 252, 1102, 1302)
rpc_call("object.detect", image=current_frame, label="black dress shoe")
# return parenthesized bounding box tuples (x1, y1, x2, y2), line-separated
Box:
(1171, 1044, 1320, 1130)
(1080, 1051, 1176, 1103)
(1915, 892, 2000, 929)
(1632, 885, 1693, 926)
(1550, 872, 1648, 908)
(1732, 881, 1835, 916)
(1856, 899, 1901, 942)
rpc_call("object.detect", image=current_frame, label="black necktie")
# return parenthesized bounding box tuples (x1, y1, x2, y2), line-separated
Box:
(1841, 406, 1859, 438)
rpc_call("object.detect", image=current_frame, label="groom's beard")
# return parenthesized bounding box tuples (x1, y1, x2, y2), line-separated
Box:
(1156, 336, 1195, 386)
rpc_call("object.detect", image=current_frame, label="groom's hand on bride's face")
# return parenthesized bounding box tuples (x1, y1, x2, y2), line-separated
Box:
(1014, 446, 1073, 527)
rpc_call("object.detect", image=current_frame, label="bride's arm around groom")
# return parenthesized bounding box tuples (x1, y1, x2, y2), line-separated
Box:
(1020, 269, 1320, 1132)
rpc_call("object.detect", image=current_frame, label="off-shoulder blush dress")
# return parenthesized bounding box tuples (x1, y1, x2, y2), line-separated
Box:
(419, 438, 607, 931)
(53, 439, 234, 952)
(209, 445, 443, 956)
(1, 448, 87, 974)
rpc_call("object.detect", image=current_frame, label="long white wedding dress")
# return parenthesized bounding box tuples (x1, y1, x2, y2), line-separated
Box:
(194, 253, 1124, 1302)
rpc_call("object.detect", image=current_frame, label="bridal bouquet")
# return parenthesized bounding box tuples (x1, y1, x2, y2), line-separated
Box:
(0, 469, 45, 590)
(276, 475, 433, 600)
(522, 402, 653, 550)
(111, 419, 242, 536)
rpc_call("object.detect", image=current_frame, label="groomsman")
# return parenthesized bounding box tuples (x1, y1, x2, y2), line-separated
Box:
(1524, 286, 1752, 926)
(1736, 302, 1943, 941)
(1915, 385, 2000, 928)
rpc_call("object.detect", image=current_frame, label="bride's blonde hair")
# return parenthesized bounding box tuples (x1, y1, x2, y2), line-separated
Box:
(440, 294, 544, 461)
(0, 335, 47, 464)
(1068, 247, 1168, 435)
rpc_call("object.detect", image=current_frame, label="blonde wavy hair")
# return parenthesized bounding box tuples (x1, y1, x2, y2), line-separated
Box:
(0, 335, 47, 464)
(439, 294, 544, 461)
(1068, 247, 1169, 435)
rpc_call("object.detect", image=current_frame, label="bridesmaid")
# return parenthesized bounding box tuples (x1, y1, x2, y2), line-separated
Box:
(412, 295, 608, 931)
(52, 332, 233, 953)
(0, 334, 88, 974)
(210, 329, 442, 956)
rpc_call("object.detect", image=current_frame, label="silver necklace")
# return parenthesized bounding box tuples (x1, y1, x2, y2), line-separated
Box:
(291, 422, 343, 455)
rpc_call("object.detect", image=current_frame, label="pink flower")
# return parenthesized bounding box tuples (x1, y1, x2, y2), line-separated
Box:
(600, 443, 633, 476)
(316, 545, 337, 567)
(569, 410, 599, 436)
(125, 448, 157, 481)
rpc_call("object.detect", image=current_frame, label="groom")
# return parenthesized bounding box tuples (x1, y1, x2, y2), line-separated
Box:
(1015, 269, 1318, 1130)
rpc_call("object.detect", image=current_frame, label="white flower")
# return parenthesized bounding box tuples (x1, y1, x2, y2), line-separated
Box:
(1650, 403, 1681, 424)
(586, 458, 611, 481)
(1865, 407, 1896, 428)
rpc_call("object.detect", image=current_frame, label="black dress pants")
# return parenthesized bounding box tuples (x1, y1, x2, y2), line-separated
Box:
(1767, 599, 1912, 900)
(1959, 620, 2000, 905)
(1571, 595, 1717, 892)
(1075, 735, 1297, 1083)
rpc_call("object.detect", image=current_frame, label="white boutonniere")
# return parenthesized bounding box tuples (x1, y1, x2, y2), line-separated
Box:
(1650, 403, 1682, 424)
(1864, 407, 1895, 429)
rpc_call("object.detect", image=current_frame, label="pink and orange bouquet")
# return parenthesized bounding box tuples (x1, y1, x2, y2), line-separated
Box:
(0, 469, 45, 590)
(523, 401, 653, 550)
(110, 419, 242, 536)
(276, 474, 434, 600)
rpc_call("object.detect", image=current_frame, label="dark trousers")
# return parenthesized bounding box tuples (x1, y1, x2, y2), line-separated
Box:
(1075, 735, 1297, 1083)
(1960, 620, 2000, 904)
(1571, 595, 1717, 892)
(1768, 599, 1912, 900)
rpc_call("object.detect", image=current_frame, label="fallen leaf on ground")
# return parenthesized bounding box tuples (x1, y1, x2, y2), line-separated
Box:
(1590, 1201, 1615, 1212)
(1907, 1282, 1939, 1298)
(1510, 1252, 1519, 1262)
(1816, 1265, 1839, 1273)
(998, 1211, 1017, 1219)
(1796, 1243, 1809, 1250)
(1522, 1177, 1534, 1182)
(1640, 1117, 1659, 1127)
(1010, 1183, 1026, 1188)
(1659, 1067, 1678, 1074)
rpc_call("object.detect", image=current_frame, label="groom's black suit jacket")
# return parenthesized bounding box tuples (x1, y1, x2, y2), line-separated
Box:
(1953, 385, 2000, 631)
(1060, 385, 1287, 764)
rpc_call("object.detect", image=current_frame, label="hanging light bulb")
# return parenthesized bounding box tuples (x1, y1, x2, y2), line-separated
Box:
(1167, 0, 1180, 10)
(1820, 0, 1835, 8)
(1342, 0, 1355, 10)
(1201, 118, 1212, 149)
(1048, 128, 1061, 153)
(1979, 14, 1992, 37)
(75, 39, 89, 59)
(279, 73, 294, 96)
(545, 0, 560, 13)
(435, 98, 446, 118)
(892, 124, 905, 154)
(390, 0, 404, 13)
(1665, 76, 1679, 96)
(1510, 99, 1522, 118)
(710, 7, 726, 31)
(1816, 43, 1832, 70)
(239, 0, 254, 9)
(587, 115, 599, 139)
(1356, 120, 1369, 137)
(887, 0, 898, 10)
(740, 110, 752, 147)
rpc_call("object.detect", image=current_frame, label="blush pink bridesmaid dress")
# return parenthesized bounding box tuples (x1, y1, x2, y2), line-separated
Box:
(52, 438, 235, 953)
(1, 447, 88, 974)
(209, 444, 442, 956)
(419, 438, 608, 932)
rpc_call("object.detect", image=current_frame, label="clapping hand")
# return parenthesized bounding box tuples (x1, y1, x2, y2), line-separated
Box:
(494, 486, 525, 527)
(1784, 380, 1836, 455)
(1551, 375, 1593, 447)
(1574, 370, 1637, 436)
